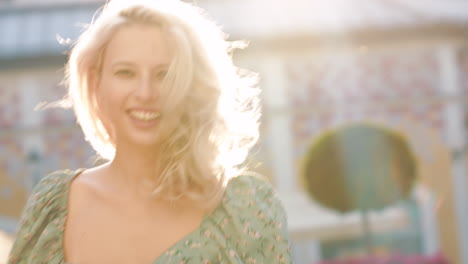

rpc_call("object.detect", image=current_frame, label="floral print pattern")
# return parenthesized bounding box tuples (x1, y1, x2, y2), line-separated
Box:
(8, 169, 291, 263)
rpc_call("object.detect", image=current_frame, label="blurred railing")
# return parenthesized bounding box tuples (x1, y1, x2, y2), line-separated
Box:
(0, 3, 99, 68)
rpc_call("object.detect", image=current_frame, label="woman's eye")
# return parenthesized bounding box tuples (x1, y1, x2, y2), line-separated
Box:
(155, 70, 167, 80)
(115, 69, 135, 78)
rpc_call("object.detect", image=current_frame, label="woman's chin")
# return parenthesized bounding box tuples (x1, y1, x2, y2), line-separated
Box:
(131, 135, 162, 149)
(116, 132, 162, 151)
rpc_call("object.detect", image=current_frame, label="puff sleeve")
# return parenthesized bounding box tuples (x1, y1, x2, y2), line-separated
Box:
(8, 170, 75, 264)
(224, 175, 292, 263)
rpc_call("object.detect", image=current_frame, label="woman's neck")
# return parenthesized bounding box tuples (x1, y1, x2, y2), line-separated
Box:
(107, 142, 161, 198)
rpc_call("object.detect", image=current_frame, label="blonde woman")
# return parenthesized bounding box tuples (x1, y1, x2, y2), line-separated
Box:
(8, 0, 291, 263)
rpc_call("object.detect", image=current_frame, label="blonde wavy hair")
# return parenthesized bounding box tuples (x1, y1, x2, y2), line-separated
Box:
(64, 0, 260, 209)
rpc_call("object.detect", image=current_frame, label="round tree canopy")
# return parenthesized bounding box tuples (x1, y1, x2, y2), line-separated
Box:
(301, 122, 417, 213)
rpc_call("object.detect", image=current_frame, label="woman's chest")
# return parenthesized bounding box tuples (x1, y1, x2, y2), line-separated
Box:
(63, 199, 206, 264)
(65, 221, 171, 263)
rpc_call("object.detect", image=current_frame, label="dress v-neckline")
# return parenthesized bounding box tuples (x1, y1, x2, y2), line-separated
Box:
(59, 168, 217, 264)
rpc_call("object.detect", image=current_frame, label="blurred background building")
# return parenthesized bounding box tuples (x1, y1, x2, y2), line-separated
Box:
(1, 0, 468, 263)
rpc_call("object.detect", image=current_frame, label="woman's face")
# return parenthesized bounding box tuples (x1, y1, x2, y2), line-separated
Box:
(95, 24, 174, 148)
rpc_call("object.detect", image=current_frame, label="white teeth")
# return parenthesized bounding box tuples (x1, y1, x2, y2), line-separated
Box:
(129, 111, 161, 121)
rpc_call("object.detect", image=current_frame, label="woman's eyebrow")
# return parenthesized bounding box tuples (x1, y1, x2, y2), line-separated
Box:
(110, 61, 170, 69)
(111, 61, 135, 68)
(153, 64, 170, 70)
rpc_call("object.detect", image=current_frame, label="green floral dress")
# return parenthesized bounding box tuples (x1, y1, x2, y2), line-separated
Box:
(8, 169, 291, 264)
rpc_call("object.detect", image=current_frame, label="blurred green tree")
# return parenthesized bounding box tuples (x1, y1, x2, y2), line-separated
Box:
(301, 122, 417, 254)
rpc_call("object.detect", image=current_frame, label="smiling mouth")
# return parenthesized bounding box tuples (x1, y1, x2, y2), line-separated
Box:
(128, 110, 161, 121)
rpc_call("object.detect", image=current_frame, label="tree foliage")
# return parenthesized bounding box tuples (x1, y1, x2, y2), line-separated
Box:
(301, 122, 417, 213)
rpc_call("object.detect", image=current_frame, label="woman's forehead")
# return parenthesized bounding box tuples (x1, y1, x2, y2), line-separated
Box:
(103, 24, 174, 68)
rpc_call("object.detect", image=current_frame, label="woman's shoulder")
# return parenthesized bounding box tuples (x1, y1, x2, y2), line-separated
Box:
(222, 173, 288, 232)
(8, 169, 83, 263)
(225, 174, 283, 208)
(27, 169, 82, 208)
(36, 168, 80, 187)
(14, 169, 82, 234)
(215, 174, 291, 261)
(15, 169, 82, 228)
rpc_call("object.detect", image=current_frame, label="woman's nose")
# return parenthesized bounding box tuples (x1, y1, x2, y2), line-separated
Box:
(135, 75, 158, 101)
